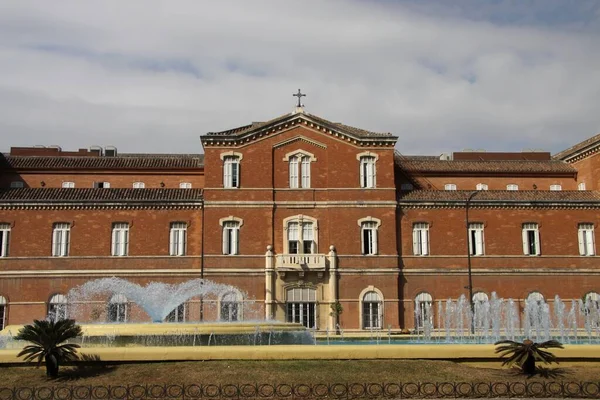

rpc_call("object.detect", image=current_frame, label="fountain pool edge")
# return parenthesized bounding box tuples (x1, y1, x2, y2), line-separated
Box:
(1, 344, 599, 364)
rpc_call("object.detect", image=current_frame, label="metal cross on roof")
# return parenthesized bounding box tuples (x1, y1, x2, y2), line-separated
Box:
(293, 89, 306, 107)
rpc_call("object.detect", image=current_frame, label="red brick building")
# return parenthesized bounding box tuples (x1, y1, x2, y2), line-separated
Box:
(0, 104, 599, 332)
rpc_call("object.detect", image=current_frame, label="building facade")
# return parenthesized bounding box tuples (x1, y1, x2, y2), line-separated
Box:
(1, 105, 599, 332)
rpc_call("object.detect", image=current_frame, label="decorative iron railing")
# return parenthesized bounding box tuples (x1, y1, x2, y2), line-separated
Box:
(0, 381, 599, 399)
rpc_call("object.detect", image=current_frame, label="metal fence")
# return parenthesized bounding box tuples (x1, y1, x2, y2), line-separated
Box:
(1, 382, 600, 399)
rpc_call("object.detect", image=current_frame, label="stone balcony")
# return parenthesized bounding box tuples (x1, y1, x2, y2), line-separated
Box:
(275, 254, 327, 273)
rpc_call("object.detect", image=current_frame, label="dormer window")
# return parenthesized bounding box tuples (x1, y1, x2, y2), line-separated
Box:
(284, 150, 316, 189)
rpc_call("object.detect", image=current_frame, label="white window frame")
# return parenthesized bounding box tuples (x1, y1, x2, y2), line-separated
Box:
(165, 303, 187, 322)
(107, 294, 128, 323)
(52, 222, 70, 257)
(358, 217, 381, 255)
(61, 182, 75, 188)
(579, 182, 586, 191)
(360, 287, 383, 330)
(468, 222, 485, 256)
(507, 184, 519, 191)
(578, 223, 595, 256)
(522, 223, 541, 256)
(111, 222, 129, 256)
(415, 292, 433, 331)
(179, 182, 192, 189)
(133, 181, 145, 188)
(285, 287, 318, 329)
(0, 295, 6, 331)
(93, 182, 110, 188)
(0, 224, 10, 257)
(550, 184, 562, 191)
(219, 290, 244, 322)
(220, 216, 243, 255)
(221, 152, 242, 189)
(444, 183, 457, 191)
(284, 150, 315, 189)
(412, 222, 430, 256)
(283, 215, 318, 254)
(10, 181, 24, 188)
(357, 152, 378, 189)
(48, 294, 68, 323)
(169, 222, 187, 256)
(476, 183, 488, 191)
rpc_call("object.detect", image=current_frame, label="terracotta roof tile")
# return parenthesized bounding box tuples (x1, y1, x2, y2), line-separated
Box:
(0, 188, 203, 203)
(554, 133, 600, 161)
(0, 154, 204, 170)
(205, 112, 393, 139)
(398, 190, 600, 203)
(396, 158, 575, 174)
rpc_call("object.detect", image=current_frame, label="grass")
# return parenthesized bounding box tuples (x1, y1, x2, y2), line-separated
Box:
(1, 360, 599, 387)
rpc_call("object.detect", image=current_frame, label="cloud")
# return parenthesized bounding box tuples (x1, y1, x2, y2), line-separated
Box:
(0, 0, 598, 155)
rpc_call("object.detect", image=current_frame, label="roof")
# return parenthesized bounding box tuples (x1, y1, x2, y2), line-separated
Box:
(395, 157, 576, 175)
(0, 188, 203, 203)
(0, 154, 204, 170)
(398, 190, 600, 203)
(554, 133, 600, 161)
(204, 111, 394, 140)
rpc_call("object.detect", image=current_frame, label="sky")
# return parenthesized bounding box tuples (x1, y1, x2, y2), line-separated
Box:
(0, 0, 599, 155)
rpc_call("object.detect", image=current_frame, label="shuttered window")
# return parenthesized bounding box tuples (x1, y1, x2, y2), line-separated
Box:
(468, 223, 485, 256)
(52, 223, 70, 257)
(359, 156, 376, 188)
(223, 156, 240, 188)
(578, 223, 595, 256)
(412, 223, 429, 256)
(0, 224, 10, 257)
(522, 223, 540, 256)
(170, 222, 187, 256)
(111, 222, 129, 256)
(361, 222, 378, 255)
(222, 221, 240, 255)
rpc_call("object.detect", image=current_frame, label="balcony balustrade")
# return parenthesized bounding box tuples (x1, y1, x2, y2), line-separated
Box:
(275, 253, 327, 272)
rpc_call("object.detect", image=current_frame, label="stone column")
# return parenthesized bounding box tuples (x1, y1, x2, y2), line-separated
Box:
(265, 245, 275, 320)
(328, 245, 338, 331)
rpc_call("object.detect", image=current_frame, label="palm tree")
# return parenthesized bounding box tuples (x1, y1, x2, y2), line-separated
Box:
(494, 339, 564, 375)
(13, 319, 82, 378)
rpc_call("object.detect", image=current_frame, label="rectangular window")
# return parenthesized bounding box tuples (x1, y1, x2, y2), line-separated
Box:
(359, 156, 376, 188)
(169, 222, 187, 256)
(10, 181, 24, 188)
(93, 182, 110, 188)
(522, 223, 540, 255)
(444, 183, 457, 190)
(361, 222, 378, 255)
(362, 301, 381, 329)
(179, 182, 192, 189)
(289, 156, 299, 189)
(166, 303, 186, 322)
(61, 182, 75, 188)
(222, 221, 239, 255)
(579, 182, 586, 191)
(550, 184, 562, 191)
(288, 222, 299, 254)
(220, 302, 239, 322)
(111, 222, 129, 256)
(412, 223, 429, 256)
(133, 182, 145, 188)
(578, 223, 595, 256)
(302, 222, 314, 254)
(223, 156, 240, 188)
(0, 224, 10, 257)
(507, 184, 518, 191)
(286, 302, 316, 328)
(52, 223, 70, 257)
(468, 223, 485, 256)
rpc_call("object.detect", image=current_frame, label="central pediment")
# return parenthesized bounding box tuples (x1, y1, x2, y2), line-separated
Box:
(201, 110, 397, 148)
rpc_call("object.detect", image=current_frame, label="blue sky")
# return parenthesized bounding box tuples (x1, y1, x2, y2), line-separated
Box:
(0, 0, 599, 155)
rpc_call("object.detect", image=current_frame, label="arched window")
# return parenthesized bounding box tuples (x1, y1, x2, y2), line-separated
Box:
(284, 216, 317, 254)
(220, 217, 243, 255)
(473, 292, 489, 304)
(107, 294, 128, 323)
(0, 295, 7, 330)
(286, 287, 317, 328)
(361, 290, 383, 329)
(48, 294, 68, 322)
(165, 303, 187, 322)
(526, 291, 544, 305)
(415, 292, 433, 330)
(357, 152, 378, 189)
(220, 291, 243, 322)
